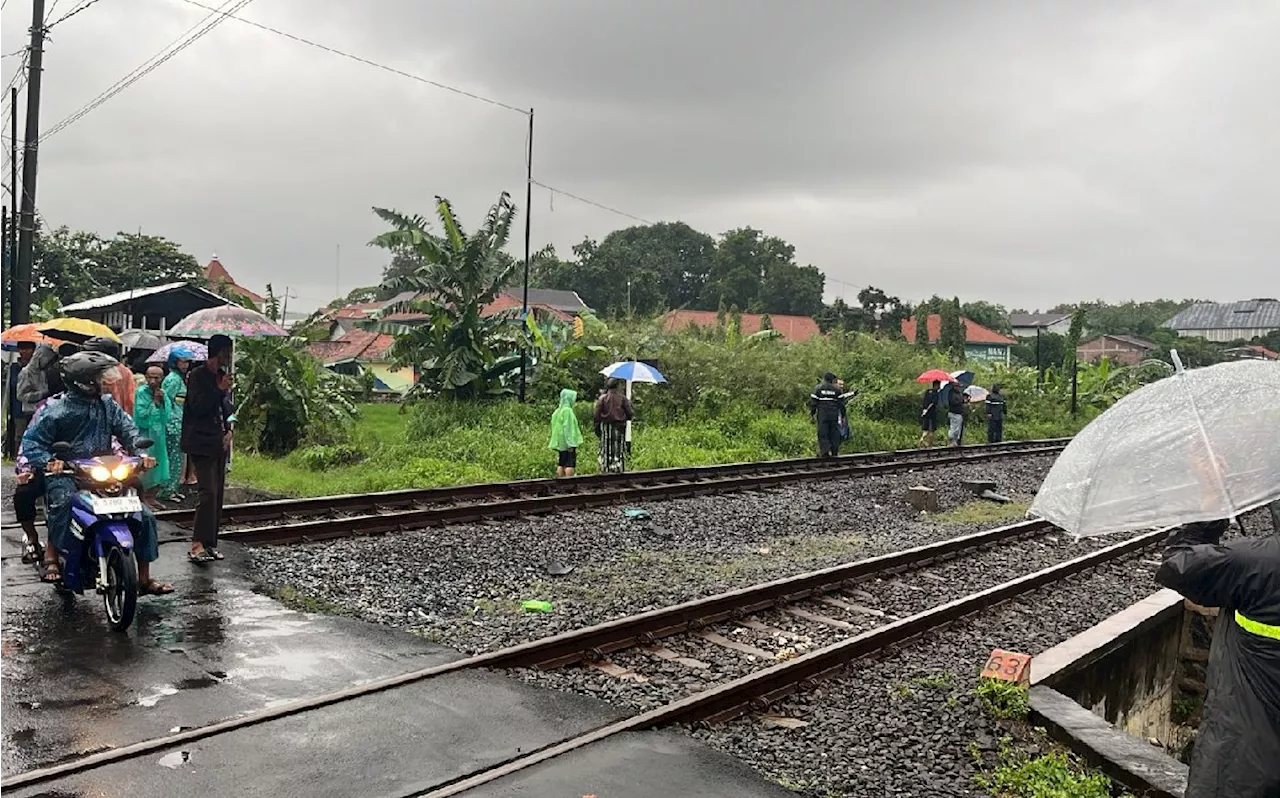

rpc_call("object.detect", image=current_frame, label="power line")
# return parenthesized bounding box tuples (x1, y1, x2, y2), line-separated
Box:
(47, 0, 109, 29)
(40, 0, 253, 142)
(172, 0, 529, 115)
(532, 180, 653, 225)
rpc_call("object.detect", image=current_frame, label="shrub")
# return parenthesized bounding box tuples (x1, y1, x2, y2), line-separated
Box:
(296, 444, 366, 471)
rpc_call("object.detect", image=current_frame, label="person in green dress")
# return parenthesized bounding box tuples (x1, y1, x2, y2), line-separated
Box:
(160, 351, 192, 501)
(133, 365, 172, 507)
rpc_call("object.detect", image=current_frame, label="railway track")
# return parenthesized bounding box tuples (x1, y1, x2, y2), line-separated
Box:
(157, 438, 1068, 545)
(4, 514, 1166, 794)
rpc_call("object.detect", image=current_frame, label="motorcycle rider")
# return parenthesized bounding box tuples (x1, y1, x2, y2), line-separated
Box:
(20, 351, 172, 594)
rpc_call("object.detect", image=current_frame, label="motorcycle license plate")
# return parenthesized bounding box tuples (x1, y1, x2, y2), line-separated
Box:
(90, 495, 142, 514)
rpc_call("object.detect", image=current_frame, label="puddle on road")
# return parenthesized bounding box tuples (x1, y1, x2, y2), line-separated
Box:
(136, 685, 179, 707)
(158, 750, 191, 769)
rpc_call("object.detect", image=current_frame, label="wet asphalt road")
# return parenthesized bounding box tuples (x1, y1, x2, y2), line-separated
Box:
(0, 509, 789, 798)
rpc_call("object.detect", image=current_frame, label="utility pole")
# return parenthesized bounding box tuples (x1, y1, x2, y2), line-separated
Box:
(13, 0, 47, 326)
(334, 243, 340, 301)
(9, 85, 21, 324)
(518, 107, 534, 403)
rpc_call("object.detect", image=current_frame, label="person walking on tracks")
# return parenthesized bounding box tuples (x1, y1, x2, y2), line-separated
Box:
(183, 335, 233, 563)
(918, 379, 941, 448)
(1155, 515, 1280, 798)
(809, 372, 846, 458)
(984, 384, 1007, 444)
(946, 383, 967, 447)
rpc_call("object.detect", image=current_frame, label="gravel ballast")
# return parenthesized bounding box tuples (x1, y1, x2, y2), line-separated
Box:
(249, 455, 1057, 650)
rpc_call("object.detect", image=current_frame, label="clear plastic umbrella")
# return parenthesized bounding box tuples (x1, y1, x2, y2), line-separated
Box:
(1030, 356, 1280, 537)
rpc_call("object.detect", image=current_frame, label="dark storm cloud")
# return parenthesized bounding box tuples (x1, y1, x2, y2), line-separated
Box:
(1, 0, 1275, 311)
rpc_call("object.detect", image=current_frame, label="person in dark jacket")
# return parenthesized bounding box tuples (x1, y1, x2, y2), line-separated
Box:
(918, 380, 941, 448)
(984, 384, 1006, 444)
(946, 384, 967, 447)
(1155, 516, 1280, 798)
(593, 379, 633, 473)
(5, 340, 36, 457)
(808, 372, 846, 458)
(182, 334, 233, 563)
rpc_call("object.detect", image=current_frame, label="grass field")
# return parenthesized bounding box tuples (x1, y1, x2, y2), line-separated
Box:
(229, 400, 1085, 498)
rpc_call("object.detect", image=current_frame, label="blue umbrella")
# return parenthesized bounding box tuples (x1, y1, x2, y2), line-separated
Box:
(600, 361, 667, 444)
(600, 361, 666, 383)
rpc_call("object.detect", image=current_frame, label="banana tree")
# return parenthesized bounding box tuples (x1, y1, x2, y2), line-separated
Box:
(367, 193, 524, 399)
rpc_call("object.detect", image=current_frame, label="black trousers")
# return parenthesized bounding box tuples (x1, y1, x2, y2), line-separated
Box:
(987, 418, 1004, 444)
(190, 453, 226, 548)
(13, 471, 44, 523)
(817, 418, 842, 457)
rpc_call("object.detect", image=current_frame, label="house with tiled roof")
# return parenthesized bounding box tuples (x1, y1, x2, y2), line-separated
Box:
(661, 310, 821, 343)
(900, 315, 1016, 365)
(203, 256, 265, 308)
(306, 329, 413, 392)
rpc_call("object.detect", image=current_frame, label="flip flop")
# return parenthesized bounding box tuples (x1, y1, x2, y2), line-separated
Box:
(207, 549, 225, 560)
(21, 540, 42, 565)
(41, 562, 62, 583)
(139, 579, 175, 595)
(188, 550, 216, 564)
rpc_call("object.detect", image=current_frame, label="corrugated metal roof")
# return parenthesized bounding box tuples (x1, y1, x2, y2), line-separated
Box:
(1009, 312, 1071, 328)
(1164, 299, 1280, 331)
(60, 282, 229, 312)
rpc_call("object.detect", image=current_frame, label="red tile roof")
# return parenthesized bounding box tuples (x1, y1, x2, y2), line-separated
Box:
(662, 310, 820, 343)
(900, 315, 1016, 345)
(306, 330, 396, 364)
(203, 257, 265, 304)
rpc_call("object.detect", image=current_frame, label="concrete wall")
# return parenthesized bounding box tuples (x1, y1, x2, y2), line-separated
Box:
(1050, 601, 1183, 746)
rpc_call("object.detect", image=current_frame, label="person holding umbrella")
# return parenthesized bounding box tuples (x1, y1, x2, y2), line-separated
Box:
(183, 334, 234, 562)
(594, 379, 634, 474)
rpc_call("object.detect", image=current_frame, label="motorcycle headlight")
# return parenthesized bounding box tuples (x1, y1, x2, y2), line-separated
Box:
(89, 465, 112, 482)
(111, 463, 134, 481)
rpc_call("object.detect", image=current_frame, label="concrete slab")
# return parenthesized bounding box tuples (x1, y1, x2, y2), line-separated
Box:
(466, 730, 796, 798)
(2, 519, 460, 777)
(2, 517, 790, 798)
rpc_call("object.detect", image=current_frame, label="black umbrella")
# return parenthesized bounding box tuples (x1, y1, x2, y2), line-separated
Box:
(119, 329, 165, 350)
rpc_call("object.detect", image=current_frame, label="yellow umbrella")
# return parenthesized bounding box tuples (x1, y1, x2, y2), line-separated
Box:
(36, 317, 122, 344)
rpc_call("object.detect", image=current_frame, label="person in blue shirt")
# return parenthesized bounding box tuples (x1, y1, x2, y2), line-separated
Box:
(21, 351, 170, 594)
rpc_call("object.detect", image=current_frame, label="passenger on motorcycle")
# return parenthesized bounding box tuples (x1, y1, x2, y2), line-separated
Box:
(20, 351, 172, 594)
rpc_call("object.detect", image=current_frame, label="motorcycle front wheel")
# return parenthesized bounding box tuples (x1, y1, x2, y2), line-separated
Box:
(103, 546, 138, 632)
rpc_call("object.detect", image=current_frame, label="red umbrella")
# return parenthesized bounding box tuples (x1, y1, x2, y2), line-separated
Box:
(917, 369, 956, 384)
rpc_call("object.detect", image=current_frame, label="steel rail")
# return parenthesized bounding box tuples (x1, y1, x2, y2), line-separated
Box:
(155, 438, 1069, 527)
(0, 519, 1056, 791)
(219, 445, 1067, 545)
(416, 526, 1170, 798)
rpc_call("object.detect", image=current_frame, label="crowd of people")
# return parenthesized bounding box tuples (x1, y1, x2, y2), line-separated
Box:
(7, 333, 236, 592)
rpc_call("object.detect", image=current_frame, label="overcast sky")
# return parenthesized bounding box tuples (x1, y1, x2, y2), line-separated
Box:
(3, 0, 1276, 313)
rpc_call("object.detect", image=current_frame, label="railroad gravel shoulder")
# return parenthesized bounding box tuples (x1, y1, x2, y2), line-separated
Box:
(683, 510, 1274, 798)
(249, 454, 1056, 652)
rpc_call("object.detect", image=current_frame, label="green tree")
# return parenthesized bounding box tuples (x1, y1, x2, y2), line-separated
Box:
(938, 298, 966, 362)
(378, 251, 428, 299)
(264, 284, 282, 323)
(1062, 306, 1087, 372)
(1049, 299, 1195, 337)
(856, 286, 911, 337)
(368, 192, 525, 398)
(913, 306, 930, 347)
(234, 336, 357, 454)
(702, 227, 824, 316)
(30, 227, 201, 307)
(960, 300, 1011, 334)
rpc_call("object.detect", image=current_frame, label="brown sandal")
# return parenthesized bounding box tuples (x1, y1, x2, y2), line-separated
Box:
(41, 561, 61, 583)
(140, 579, 174, 595)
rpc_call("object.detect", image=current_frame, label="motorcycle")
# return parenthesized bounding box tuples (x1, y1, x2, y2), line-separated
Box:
(47, 438, 154, 632)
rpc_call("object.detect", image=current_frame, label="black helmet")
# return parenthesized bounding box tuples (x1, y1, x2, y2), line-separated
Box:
(60, 351, 119, 399)
(83, 336, 122, 359)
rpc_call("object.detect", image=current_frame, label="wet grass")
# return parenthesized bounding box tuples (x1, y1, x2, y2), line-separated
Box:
(269, 584, 350, 616)
(933, 499, 1031, 526)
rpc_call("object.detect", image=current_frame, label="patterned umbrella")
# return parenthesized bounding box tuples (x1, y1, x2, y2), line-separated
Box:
(167, 306, 286, 339)
(147, 342, 208, 363)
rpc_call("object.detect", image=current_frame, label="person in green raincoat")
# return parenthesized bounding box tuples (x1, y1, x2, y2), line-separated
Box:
(133, 364, 173, 506)
(160, 350, 192, 501)
(548, 388, 583, 477)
